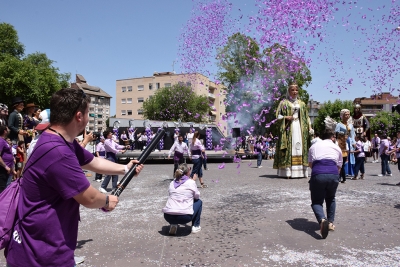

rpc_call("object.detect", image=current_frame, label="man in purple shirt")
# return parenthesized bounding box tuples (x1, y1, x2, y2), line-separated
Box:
(5, 88, 143, 267)
(308, 130, 343, 239)
(0, 125, 14, 193)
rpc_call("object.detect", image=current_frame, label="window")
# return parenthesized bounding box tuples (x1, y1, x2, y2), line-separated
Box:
(128, 86, 132, 92)
(98, 127, 103, 131)
(178, 81, 184, 86)
(122, 87, 126, 92)
(121, 110, 126, 116)
(149, 83, 153, 90)
(138, 97, 144, 103)
(127, 110, 132, 115)
(89, 107, 94, 112)
(137, 109, 143, 115)
(106, 109, 109, 113)
(97, 114, 103, 118)
(165, 83, 171, 88)
(138, 85, 144, 91)
(127, 98, 132, 104)
(186, 82, 191, 87)
(121, 98, 126, 104)
(156, 83, 160, 89)
(91, 97, 96, 103)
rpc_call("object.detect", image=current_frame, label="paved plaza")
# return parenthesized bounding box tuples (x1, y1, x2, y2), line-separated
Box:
(2, 158, 400, 266)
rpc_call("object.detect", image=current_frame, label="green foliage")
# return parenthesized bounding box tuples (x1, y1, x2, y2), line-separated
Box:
(369, 111, 400, 138)
(0, 23, 24, 59)
(0, 23, 70, 108)
(142, 84, 210, 122)
(216, 32, 260, 88)
(313, 99, 354, 134)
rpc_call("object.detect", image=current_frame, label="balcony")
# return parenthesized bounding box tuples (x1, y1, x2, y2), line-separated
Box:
(208, 93, 215, 99)
(362, 108, 381, 116)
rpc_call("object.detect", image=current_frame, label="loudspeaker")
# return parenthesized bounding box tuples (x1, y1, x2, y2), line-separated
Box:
(232, 128, 240, 138)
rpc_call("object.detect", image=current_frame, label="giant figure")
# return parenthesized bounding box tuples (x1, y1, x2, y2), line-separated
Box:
(273, 83, 313, 178)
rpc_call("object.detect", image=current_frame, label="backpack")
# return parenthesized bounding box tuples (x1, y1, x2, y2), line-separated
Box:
(0, 178, 22, 250)
(0, 141, 63, 250)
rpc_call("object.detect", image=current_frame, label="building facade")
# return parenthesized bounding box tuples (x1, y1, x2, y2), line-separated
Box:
(71, 74, 112, 133)
(115, 72, 227, 134)
(354, 92, 399, 117)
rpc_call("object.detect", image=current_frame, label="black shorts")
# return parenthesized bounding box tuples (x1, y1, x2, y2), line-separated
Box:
(365, 151, 371, 157)
(372, 148, 378, 153)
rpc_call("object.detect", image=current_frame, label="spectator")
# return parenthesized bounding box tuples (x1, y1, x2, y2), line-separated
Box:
(371, 133, 380, 163)
(363, 136, 371, 163)
(8, 97, 26, 144)
(168, 134, 189, 177)
(99, 129, 129, 193)
(352, 135, 365, 180)
(311, 132, 321, 145)
(378, 133, 391, 176)
(5, 88, 143, 267)
(0, 103, 8, 126)
(308, 130, 342, 239)
(0, 126, 14, 193)
(162, 163, 202, 235)
(255, 137, 263, 168)
(23, 103, 40, 145)
(15, 140, 25, 179)
(95, 136, 106, 182)
(190, 131, 207, 188)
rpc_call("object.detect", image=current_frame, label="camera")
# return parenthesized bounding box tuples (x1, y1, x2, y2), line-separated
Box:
(92, 132, 101, 140)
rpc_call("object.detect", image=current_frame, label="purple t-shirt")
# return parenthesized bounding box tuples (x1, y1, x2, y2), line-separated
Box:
(0, 137, 14, 168)
(5, 131, 94, 267)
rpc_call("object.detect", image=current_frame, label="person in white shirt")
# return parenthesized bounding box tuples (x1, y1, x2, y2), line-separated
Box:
(162, 163, 202, 235)
(186, 128, 194, 149)
(190, 131, 207, 188)
(168, 135, 189, 177)
(311, 132, 322, 145)
(363, 136, 372, 163)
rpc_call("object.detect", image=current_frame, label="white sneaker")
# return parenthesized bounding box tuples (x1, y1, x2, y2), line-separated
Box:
(99, 187, 107, 193)
(74, 256, 85, 264)
(257, 166, 262, 168)
(377, 174, 384, 177)
(169, 224, 178, 235)
(191, 226, 201, 233)
(387, 174, 393, 176)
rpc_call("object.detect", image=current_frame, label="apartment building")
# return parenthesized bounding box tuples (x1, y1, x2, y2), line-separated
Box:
(115, 72, 227, 134)
(71, 74, 111, 132)
(354, 92, 399, 117)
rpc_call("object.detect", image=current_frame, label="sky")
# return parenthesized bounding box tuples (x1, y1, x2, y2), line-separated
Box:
(1, 0, 399, 115)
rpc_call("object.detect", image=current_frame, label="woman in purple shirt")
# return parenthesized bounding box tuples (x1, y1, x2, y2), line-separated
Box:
(352, 135, 365, 180)
(190, 131, 207, 188)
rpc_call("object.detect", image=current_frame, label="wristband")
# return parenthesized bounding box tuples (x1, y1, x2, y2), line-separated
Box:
(104, 195, 109, 208)
(124, 165, 129, 174)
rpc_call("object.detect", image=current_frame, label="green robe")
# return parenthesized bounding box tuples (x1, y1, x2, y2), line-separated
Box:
(273, 99, 311, 170)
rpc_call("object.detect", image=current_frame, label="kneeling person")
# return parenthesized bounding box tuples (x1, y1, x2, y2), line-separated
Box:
(308, 130, 342, 239)
(162, 163, 202, 235)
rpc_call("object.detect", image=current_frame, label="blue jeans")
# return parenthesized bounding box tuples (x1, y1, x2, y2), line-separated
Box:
(191, 158, 203, 178)
(354, 157, 365, 176)
(164, 199, 202, 227)
(101, 155, 118, 190)
(309, 173, 339, 223)
(257, 151, 262, 167)
(380, 154, 391, 175)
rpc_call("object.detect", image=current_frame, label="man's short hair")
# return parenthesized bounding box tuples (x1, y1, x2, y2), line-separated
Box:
(322, 130, 334, 140)
(49, 88, 90, 126)
(0, 125, 7, 136)
(103, 130, 112, 139)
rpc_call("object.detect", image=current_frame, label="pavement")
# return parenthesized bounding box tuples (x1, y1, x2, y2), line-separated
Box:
(2, 158, 400, 266)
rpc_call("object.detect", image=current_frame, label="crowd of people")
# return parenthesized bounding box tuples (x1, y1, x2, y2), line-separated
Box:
(1, 84, 400, 266)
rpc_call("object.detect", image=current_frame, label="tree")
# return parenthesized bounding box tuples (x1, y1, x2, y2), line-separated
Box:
(313, 99, 354, 134)
(0, 23, 24, 59)
(369, 111, 400, 138)
(142, 84, 210, 122)
(0, 23, 70, 108)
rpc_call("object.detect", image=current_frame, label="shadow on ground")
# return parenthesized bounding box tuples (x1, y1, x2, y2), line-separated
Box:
(158, 225, 192, 237)
(76, 239, 93, 249)
(286, 218, 322, 240)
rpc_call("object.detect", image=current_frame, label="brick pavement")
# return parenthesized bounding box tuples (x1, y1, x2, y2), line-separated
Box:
(1, 159, 400, 266)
